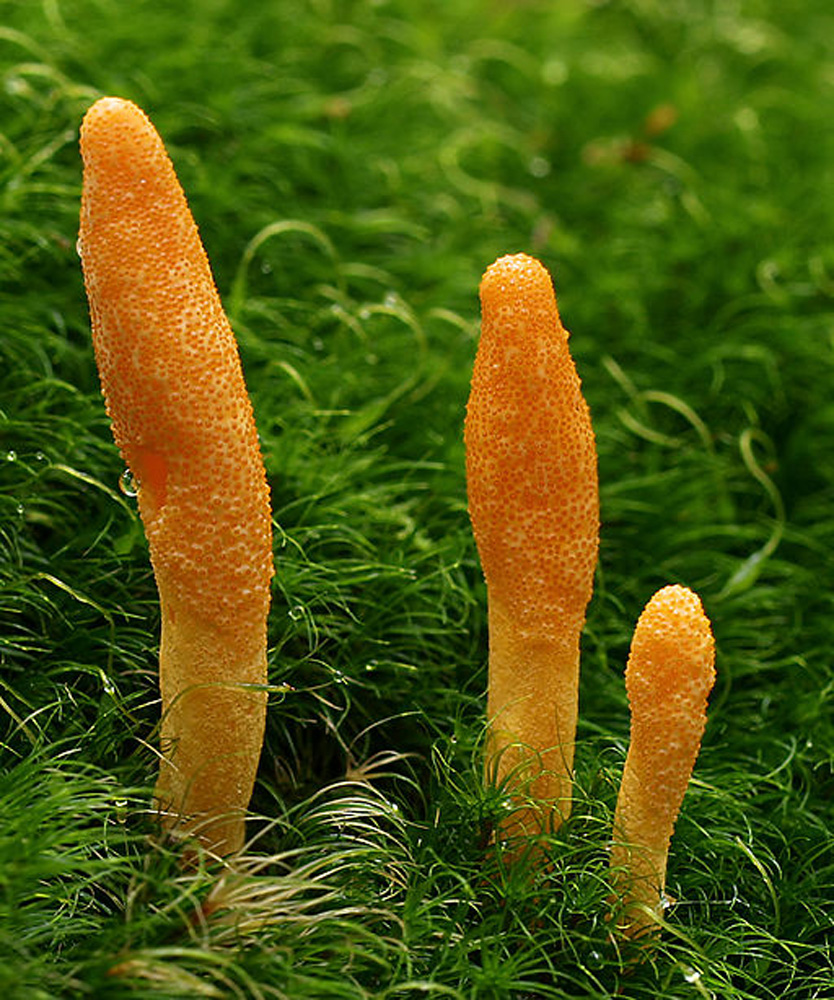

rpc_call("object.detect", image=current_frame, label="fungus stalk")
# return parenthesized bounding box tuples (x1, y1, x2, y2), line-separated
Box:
(79, 97, 273, 856)
(465, 253, 599, 843)
(610, 585, 716, 937)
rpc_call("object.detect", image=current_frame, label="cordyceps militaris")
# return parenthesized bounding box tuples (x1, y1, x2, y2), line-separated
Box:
(465, 253, 599, 849)
(79, 97, 273, 857)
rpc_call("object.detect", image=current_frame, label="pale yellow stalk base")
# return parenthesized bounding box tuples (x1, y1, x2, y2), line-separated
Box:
(154, 594, 268, 856)
(485, 598, 579, 848)
(609, 758, 673, 938)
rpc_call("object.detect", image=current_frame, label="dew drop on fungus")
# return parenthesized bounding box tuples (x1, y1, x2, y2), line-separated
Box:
(118, 468, 139, 497)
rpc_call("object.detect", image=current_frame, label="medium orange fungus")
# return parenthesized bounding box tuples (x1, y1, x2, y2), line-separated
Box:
(610, 584, 716, 937)
(79, 97, 273, 855)
(465, 253, 599, 843)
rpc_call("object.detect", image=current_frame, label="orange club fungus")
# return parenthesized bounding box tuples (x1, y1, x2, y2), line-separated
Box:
(78, 97, 273, 856)
(610, 584, 716, 938)
(465, 253, 599, 845)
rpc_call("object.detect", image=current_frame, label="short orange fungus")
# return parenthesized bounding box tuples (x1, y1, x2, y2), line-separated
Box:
(610, 584, 716, 936)
(465, 253, 599, 843)
(79, 97, 273, 855)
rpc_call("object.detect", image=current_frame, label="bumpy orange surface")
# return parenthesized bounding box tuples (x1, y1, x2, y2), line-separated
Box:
(465, 253, 599, 842)
(611, 585, 715, 936)
(79, 97, 273, 855)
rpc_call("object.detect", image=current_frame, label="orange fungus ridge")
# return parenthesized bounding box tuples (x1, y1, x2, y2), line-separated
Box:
(466, 253, 598, 641)
(79, 96, 273, 630)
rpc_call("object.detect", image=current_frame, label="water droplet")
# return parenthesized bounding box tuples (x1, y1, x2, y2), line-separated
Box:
(585, 950, 604, 971)
(34, 451, 46, 463)
(6, 450, 17, 462)
(15, 503, 24, 517)
(528, 156, 551, 178)
(118, 468, 139, 497)
(333, 670, 348, 685)
(75, 237, 83, 258)
(682, 966, 702, 984)
(288, 605, 305, 621)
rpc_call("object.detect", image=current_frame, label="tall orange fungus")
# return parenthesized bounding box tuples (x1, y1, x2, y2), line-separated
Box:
(465, 253, 599, 843)
(78, 97, 273, 855)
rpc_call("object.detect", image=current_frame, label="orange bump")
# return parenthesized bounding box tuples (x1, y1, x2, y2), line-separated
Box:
(610, 585, 716, 937)
(465, 253, 599, 844)
(79, 97, 273, 855)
